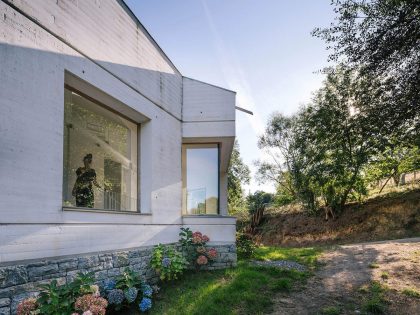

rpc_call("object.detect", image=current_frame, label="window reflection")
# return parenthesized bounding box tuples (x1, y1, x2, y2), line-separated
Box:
(183, 145, 219, 215)
(63, 88, 138, 211)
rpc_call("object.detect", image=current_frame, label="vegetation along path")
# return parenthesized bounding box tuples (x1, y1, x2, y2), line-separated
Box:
(270, 238, 420, 315)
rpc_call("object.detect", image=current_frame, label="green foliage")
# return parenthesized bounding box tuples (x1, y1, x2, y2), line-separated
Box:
(256, 67, 420, 215)
(228, 140, 251, 215)
(365, 143, 420, 187)
(361, 281, 387, 314)
(37, 273, 94, 315)
(115, 267, 142, 290)
(236, 232, 256, 259)
(151, 244, 188, 281)
(247, 190, 273, 214)
(257, 0, 420, 215)
(271, 277, 292, 292)
(320, 306, 341, 315)
(402, 288, 420, 298)
(179, 227, 193, 248)
(150, 246, 318, 315)
(313, 0, 420, 140)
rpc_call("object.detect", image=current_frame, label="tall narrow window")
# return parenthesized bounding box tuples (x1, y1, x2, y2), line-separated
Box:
(182, 144, 219, 215)
(63, 87, 138, 212)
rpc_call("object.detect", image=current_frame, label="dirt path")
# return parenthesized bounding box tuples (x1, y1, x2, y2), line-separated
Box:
(270, 238, 420, 315)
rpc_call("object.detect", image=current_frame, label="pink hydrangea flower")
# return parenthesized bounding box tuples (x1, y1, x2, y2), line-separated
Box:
(75, 294, 108, 315)
(207, 248, 218, 259)
(196, 246, 206, 253)
(202, 235, 210, 243)
(197, 255, 208, 265)
(17, 298, 38, 315)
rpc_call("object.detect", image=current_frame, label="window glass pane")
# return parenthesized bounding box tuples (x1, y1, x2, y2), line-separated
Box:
(184, 145, 219, 214)
(63, 88, 137, 211)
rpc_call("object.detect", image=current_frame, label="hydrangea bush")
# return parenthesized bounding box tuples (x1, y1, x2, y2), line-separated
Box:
(151, 244, 188, 281)
(17, 268, 156, 314)
(179, 227, 218, 269)
(106, 267, 155, 312)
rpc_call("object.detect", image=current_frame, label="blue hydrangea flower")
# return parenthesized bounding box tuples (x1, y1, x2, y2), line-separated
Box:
(108, 289, 124, 305)
(103, 279, 116, 292)
(142, 284, 153, 297)
(139, 297, 152, 312)
(162, 257, 171, 268)
(124, 287, 138, 303)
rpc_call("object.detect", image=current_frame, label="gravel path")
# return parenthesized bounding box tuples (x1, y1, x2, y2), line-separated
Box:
(269, 237, 420, 315)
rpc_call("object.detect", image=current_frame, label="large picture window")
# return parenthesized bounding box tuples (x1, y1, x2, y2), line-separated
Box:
(182, 144, 219, 215)
(63, 87, 138, 212)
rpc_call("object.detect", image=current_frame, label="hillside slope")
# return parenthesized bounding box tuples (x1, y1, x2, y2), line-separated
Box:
(254, 189, 420, 247)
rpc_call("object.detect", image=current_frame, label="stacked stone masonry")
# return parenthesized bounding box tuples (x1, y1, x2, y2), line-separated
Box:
(0, 244, 236, 315)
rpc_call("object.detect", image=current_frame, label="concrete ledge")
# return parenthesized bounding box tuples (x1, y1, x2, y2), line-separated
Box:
(182, 215, 236, 225)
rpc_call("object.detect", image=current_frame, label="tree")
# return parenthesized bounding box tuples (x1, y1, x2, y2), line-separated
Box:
(313, 0, 420, 140)
(227, 140, 250, 214)
(257, 68, 390, 213)
(246, 191, 273, 234)
(366, 143, 420, 191)
(256, 113, 298, 201)
(246, 191, 273, 215)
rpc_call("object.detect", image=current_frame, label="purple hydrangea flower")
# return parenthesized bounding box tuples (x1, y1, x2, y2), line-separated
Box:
(142, 284, 153, 297)
(139, 297, 152, 312)
(103, 279, 116, 292)
(108, 289, 124, 305)
(162, 257, 171, 268)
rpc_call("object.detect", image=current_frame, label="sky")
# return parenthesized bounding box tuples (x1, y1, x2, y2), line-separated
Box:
(125, 0, 336, 194)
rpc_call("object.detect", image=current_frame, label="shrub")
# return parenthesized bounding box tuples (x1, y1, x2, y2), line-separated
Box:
(116, 268, 142, 290)
(107, 268, 154, 311)
(236, 232, 256, 259)
(151, 244, 188, 281)
(37, 273, 95, 315)
(179, 227, 218, 269)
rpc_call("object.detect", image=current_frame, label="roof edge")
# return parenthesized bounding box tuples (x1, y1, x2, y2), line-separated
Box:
(183, 76, 237, 94)
(119, 0, 182, 75)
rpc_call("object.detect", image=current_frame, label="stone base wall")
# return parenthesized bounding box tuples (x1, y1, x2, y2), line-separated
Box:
(0, 243, 236, 315)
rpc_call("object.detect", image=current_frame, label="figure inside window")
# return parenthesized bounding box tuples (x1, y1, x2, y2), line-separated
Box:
(72, 153, 101, 208)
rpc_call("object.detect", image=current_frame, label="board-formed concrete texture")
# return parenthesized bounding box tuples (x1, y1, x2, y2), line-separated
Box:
(0, 0, 236, 264)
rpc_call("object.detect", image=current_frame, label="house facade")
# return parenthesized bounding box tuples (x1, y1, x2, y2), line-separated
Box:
(0, 1, 236, 312)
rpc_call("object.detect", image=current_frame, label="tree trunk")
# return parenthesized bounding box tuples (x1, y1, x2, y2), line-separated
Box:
(393, 172, 400, 186)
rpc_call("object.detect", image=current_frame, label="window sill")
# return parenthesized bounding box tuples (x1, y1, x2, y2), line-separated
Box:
(182, 214, 234, 218)
(62, 207, 151, 216)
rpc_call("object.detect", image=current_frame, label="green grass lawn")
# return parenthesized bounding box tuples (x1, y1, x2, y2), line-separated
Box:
(147, 246, 322, 315)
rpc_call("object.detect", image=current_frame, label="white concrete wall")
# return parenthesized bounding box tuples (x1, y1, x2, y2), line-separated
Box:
(0, 0, 236, 263)
(182, 77, 236, 216)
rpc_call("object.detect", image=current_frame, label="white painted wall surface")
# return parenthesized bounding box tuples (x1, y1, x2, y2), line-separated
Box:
(0, 0, 236, 263)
